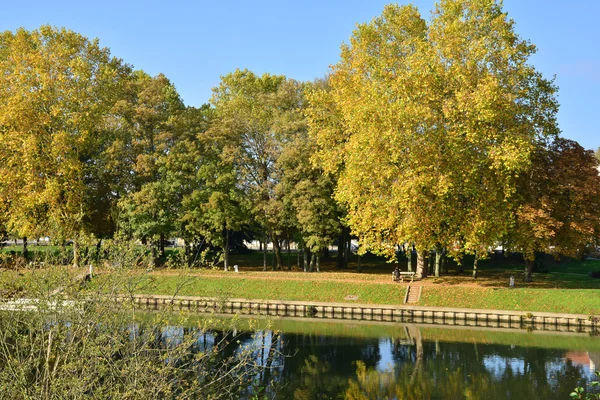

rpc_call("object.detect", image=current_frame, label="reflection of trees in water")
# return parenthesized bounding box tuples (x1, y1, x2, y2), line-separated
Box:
(104, 324, 596, 399)
(343, 330, 590, 400)
(273, 332, 382, 399)
(102, 324, 595, 399)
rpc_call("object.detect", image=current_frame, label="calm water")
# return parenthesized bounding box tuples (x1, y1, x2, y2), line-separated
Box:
(165, 319, 599, 399)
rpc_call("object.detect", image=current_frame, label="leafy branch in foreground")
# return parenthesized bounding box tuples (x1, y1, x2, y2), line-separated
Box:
(571, 371, 600, 399)
(0, 267, 277, 399)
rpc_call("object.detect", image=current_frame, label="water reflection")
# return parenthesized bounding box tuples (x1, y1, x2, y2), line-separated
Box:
(153, 321, 598, 399)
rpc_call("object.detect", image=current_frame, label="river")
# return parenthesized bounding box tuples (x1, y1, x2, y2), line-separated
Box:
(163, 317, 599, 399)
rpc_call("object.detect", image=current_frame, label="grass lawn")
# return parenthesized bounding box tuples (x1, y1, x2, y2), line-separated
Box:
(420, 286, 600, 315)
(3, 248, 600, 315)
(77, 251, 600, 315)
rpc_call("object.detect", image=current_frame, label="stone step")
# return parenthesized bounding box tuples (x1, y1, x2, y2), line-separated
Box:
(404, 285, 422, 304)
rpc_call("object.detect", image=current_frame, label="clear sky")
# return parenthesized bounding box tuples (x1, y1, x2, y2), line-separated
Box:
(1, 0, 598, 150)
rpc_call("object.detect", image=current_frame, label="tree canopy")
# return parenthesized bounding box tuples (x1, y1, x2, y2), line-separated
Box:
(307, 0, 567, 278)
(0, 26, 131, 264)
(1, 5, 599, 279)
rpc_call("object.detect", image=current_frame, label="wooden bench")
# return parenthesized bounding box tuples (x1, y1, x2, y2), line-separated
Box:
(400, 271, 416, 282)
(392, 271, 415, 282)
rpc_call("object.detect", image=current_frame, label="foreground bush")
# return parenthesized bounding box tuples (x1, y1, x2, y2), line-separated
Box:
(0, 268, 269, 399)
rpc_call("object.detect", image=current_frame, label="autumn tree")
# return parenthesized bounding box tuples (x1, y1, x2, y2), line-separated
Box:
(176, 105, 250, 270)
(210, 70, 305, 270)
(278, 124, 343, 272)
(307, 1, 559, 278)
(509, 138, 600, 281)
(0, 26, 131, 265)
(113, 71, 185, 258)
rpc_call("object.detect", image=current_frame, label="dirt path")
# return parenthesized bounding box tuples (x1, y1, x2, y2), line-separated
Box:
(148, 269, 509, 288)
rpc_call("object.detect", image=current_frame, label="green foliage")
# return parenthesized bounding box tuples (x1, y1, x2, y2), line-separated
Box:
(278, 113, 342, 253)
(571, 371, 600, 399)
(0, 268, 270, 399)
(209, 69, 309, 268)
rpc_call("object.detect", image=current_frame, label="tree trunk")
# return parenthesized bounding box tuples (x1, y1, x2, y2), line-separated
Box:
(303, 248, 310, 272)
(262, 240, 268, 271)
(22, 237, 28, 260)
(323, 247, 329, 259)
(416, 250, 427, 279)
(95, 239, 102, 264)
(223, 229, 229, 271)
(272, 235, 283, 270)
(271, 248, 275, 270)
(309, 253, 315, 272)
(524, 259, 534, 282)
(184, 239, 191, 267)
(159, 233, 165, 258)
(316, 253, 320, 272)
(428, 251, 434, 277)
(442, 249, 448, 274)
(297, 247, 301, 270)
(344, 236, 351, 269)
(73, 238, 79, 268)
(151, 241, 157, 268)
(472, 251, 478, 279)
(336, 230, 344, 269)
(434, 250, 441, 277)
(407, 245, 413, 272)
(287, 238, 292, 271)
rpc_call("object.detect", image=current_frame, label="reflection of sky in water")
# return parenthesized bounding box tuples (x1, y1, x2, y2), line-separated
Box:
(483, 355, 525, 377)
(483, 354, 594, 381)
(377, 338, 394, 371)
(376, 337, 596, 382)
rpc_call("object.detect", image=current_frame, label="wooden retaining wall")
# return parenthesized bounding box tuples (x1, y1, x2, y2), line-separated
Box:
(116, 294, 600, 334)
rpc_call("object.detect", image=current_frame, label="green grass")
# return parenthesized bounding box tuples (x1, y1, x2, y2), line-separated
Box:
(109, 274, 408, 305)
(85, 265, 600, 315)
(420, 286, 600, 315)
(4, 248, 600, 315)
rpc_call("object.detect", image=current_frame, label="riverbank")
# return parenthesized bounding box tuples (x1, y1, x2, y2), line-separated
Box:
(3, 257, 599, 315)
(114, 293, 600, 334)
(111, 267, 600, 315)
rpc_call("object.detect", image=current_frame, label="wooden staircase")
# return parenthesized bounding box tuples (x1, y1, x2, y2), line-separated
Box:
(404, 285, 422, 304)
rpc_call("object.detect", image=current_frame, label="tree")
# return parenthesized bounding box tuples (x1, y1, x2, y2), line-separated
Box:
(0, 26, 131, 265)
(307, 1, 559, 278)
(179, 109, 250, 270)
(210, 70, 305, 270)
(509, 138, 600, 281)
(112, 71, 185, 259)
(278, 122, 343, 272)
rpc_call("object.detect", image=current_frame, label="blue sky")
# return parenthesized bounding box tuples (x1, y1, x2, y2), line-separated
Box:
(2, 0, 598, 150)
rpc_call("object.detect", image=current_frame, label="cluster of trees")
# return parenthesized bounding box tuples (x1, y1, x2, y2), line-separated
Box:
(1, 0, 599, 280)
(0, 26, 343, 271)
(306, 0, 600, 281)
